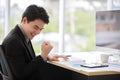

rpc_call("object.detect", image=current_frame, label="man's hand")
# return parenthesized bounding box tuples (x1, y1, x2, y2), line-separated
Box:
(41, 41, 53, 60)
(47, 54, 69, 61)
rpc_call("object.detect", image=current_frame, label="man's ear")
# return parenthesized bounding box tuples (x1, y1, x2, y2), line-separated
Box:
(22, 17, 28, 24)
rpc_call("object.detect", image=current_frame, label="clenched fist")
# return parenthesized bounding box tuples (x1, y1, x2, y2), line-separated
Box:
(41, 41, 53, 60)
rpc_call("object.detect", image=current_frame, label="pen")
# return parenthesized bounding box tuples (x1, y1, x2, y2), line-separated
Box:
(66, 55, 72, 57)
(80, 65, 88, 68)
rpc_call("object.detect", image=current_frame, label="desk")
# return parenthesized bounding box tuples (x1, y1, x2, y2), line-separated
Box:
(49, 61, 120, 80)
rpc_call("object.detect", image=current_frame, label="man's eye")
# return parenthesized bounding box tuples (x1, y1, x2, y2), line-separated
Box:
(40, 28, 43, 30)
(34, 26, 39, 30)
(34, 26, 44, 31)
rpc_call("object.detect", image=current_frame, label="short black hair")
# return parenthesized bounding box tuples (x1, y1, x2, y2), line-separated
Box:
(21, 4, 49, 24)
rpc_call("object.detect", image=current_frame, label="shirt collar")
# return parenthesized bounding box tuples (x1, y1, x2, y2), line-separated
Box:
(18, 24, 29, 43)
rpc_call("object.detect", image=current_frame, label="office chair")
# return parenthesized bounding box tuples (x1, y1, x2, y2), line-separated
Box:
(0, 45, 13, 80)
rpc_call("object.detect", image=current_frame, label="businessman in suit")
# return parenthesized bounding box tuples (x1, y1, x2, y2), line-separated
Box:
(2, 4, 71, 80)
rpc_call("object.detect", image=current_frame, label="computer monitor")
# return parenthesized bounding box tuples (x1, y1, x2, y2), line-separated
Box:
(96, 10, 120, 54)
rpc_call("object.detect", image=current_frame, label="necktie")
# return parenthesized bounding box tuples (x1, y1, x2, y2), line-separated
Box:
(28, 40, 35, 58)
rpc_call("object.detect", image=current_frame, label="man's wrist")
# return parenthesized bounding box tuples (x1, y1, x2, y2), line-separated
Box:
(47, 56, 50, 61)
(40, 54, 51, 62)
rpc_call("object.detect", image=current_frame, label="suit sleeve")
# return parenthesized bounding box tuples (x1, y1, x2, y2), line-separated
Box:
(4, 38, 47, 79)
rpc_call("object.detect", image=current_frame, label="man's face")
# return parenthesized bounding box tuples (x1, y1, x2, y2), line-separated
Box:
(22, 17, 45, 40)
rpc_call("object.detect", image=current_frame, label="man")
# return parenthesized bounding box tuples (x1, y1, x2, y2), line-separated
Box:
(2, 4, 71, 80)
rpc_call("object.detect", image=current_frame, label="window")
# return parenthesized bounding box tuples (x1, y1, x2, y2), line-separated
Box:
(0, 0, 5, 44)
(1, 0, 119, 54)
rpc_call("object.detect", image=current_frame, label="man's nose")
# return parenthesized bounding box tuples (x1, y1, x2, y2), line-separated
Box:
(36, 29, 41, 34)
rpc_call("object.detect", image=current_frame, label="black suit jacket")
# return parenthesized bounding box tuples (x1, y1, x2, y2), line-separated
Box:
(2, 25, 46, 80)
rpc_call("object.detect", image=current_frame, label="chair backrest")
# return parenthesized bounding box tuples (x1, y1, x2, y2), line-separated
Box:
(0, 45, 13, 80)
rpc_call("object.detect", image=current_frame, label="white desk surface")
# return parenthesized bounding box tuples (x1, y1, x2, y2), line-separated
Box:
(49, 52, 120, 76)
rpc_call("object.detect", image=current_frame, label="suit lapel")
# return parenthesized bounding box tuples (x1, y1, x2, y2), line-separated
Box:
(14, 25, 36, 59)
